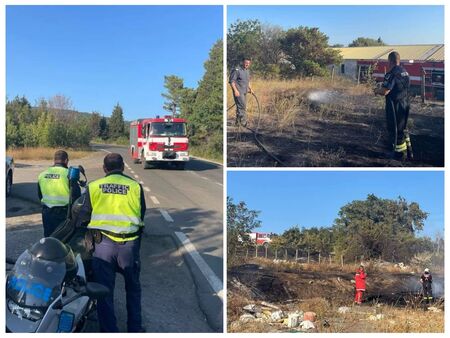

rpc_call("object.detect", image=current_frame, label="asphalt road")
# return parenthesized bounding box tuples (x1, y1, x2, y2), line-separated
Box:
(5, 145, 223, 332)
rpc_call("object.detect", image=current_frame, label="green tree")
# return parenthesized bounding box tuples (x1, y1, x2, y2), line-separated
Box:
(333, 194, 428, 262)
(89, 112, 102, 138)
(191, 40, 223, 154)
(279, 26, 342, 77)
(227, 197, 261, 256)
(227, 19, 263, 70)
(99, 116, 109, 140)
(109, 103, 125, 139)
(349, 37, 386, 47)
(161, 75, 186, 113)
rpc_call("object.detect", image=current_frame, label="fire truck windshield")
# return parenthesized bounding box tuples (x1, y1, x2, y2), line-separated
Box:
(150, 122, 186, 136)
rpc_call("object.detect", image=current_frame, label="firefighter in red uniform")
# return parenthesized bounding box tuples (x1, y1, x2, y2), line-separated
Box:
(354, 265, 366, 305)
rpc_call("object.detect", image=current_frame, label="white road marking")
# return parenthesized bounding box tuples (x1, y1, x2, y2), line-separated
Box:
(159, 209, 174, 222)
(99, 149, 111, 153)
(150, 196, 160, 205)
(134, 175, 139, 179)
(201, 176, 209, 181)
(140, 181, 144, 185)
(130, 170, 135, 174)
(215, 182, 223, 187)
(144, 187, 151, 192)
(174, 231, 223, 301)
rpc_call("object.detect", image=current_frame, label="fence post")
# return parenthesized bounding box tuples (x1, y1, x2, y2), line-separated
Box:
(329, 255, 332, 265)
(265, 245, 268, 258)
(255, 245, 258, 258)
(246, 248, 249, 258)
(319, 253, 321, 264)
(307, 251, 310, 264)
(357, 65, 361, 85)
(341, 255, 344, 267)
(295, 249, 298, 261)
(275, 249, 278, 260)
(284, 249, 288, 260)
(331, 65, 335, 81)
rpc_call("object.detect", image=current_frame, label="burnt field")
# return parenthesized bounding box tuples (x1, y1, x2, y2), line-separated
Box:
(227, 259, 444, 333)
(227, 78, 444, 167)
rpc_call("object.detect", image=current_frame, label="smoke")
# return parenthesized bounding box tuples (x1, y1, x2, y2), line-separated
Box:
(404, 275, 444, 298)
(307, 90, 343, 105)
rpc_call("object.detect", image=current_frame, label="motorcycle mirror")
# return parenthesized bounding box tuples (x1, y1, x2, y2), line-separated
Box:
(86, 282, 110, 300)
(78, 165, 85, 176)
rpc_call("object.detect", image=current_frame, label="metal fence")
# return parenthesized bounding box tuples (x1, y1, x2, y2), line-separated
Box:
(230, 246, 365, 266)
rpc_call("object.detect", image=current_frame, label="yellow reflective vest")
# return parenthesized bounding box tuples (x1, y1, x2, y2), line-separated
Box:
(38, 166, 70, 208)
(87, 173, 143, 242)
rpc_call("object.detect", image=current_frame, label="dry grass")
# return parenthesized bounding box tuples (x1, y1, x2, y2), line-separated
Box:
(6, 147, 93, 160)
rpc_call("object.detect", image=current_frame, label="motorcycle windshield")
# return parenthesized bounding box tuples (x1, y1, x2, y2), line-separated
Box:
(6, 250, 66, 308)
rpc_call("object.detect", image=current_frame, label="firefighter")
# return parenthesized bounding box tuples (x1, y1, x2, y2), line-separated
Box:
(76, 153, 146, 332)
(420, 268, 433, 303)
(229, 56, 253, 126)
(38, 150, 80, 236)
(354, 265, 366, 305)
(374, 51, 412, 161)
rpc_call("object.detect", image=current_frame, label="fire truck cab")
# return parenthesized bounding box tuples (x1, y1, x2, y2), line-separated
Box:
(130, 115, 189, 169)
(249, 232, 272, 247)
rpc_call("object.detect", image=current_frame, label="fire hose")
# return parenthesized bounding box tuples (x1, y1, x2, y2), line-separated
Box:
(228, 92, 286, 167)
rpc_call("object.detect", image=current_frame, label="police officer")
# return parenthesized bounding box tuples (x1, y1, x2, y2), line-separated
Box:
(38, 150, 80, 236)
(375, 51, 412, 161)
(76, 153, 146, 332)
(229, 57, 253, 126)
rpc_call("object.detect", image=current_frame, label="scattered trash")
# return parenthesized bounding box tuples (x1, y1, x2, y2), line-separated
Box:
(303, 311, 317, 322)
(261, 302, 280, 310)
(427, 307, 442, 313)
(299, 320, 315, 330)
(308, 280, 314, 284)
(271, 310, 285, 321)
(287, 312, 302, 328)
(338, 306, 351, 314)
(243, 304, 261, 314)
(322, 319, 330, 328)
(239, 313, 256, 323)
(368, 314, 385, 321)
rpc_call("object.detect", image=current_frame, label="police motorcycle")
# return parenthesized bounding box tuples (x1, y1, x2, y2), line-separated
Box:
(6, 166, 109, 333)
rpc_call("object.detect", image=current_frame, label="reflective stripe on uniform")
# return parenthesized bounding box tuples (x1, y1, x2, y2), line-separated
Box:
(90, 214, 141, 225)
(405, 136, 412, 146)
(395, 142, 407, 152)
(88, 223, 141, 234)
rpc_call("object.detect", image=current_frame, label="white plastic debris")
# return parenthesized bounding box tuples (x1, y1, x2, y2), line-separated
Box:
(299, 320, 315, 330)
(270, 310, 284, 321)
(338, 306, 350, 314)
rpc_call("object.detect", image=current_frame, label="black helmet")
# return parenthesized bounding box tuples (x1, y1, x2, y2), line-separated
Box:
(30, 237, 77, 280)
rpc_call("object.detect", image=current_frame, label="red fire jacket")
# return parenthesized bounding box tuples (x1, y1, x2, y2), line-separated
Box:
(355, 269, 366, 290)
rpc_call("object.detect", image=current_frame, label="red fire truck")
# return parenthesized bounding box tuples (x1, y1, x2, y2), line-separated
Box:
(130, 115, 189, 169)
(249, 232, 272, 247)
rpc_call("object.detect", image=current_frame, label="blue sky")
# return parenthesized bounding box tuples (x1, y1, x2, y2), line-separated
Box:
(228, 5, 444, 45)
(6, 6, 222, 120)
(227, 171, 444, 238)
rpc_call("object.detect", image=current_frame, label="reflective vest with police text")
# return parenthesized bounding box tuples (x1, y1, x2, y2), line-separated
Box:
(38, 166, 70, 208)
(87, 174, 143, 241)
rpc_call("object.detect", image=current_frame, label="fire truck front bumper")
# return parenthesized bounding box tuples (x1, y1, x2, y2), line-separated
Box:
(145, 151, 189, 162)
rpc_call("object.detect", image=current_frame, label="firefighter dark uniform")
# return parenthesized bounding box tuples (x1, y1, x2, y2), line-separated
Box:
(420, 269, 433, 303)
(77, 170, 146, 332)
(38, 165, 76, 236)
(229, 66, 250, 125)
(382, 65, 411, 159)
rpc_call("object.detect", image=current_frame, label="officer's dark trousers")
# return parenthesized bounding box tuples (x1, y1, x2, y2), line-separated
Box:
(92, 235, 142, 332)
(233, 93, 247, 123)
(386, 97, 410, 150)
(42, 206, 67, 237)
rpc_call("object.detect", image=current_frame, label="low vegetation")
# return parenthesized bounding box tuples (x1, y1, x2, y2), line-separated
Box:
(7, 147, 93, 161)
